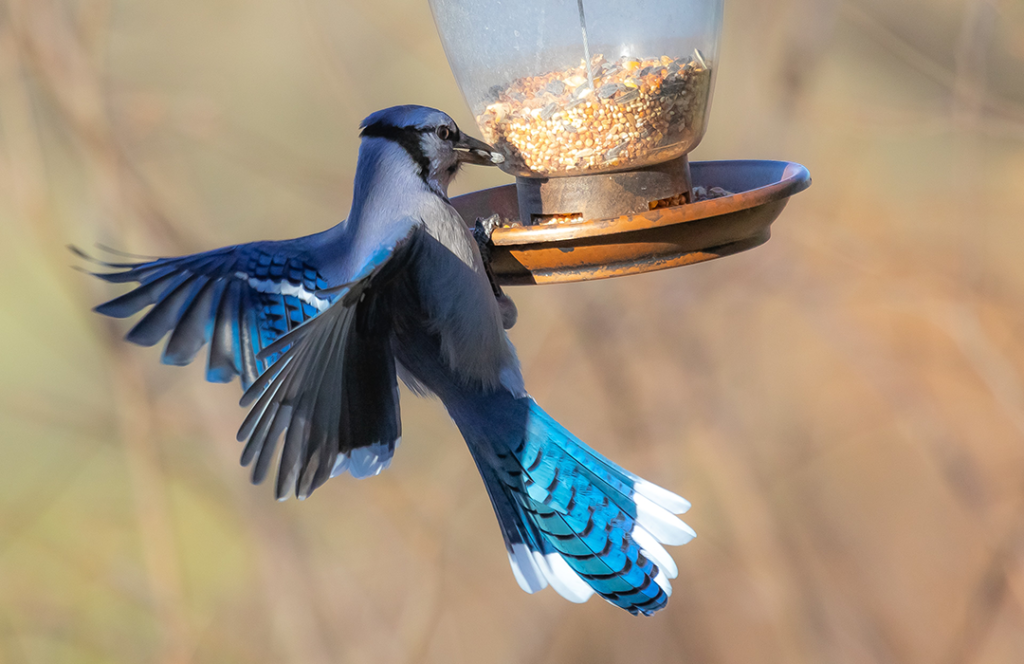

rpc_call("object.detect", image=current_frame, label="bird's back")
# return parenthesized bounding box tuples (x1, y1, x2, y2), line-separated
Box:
(343, 136, 520, 395)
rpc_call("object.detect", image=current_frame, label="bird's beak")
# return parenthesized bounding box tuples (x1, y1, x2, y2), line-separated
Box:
(454, 134, 505, 166)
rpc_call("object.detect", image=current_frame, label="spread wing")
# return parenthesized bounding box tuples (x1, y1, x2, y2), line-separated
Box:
(81, 239, 335, 390)
(84, 218, 423, 500)
(234, 223, 423, 500)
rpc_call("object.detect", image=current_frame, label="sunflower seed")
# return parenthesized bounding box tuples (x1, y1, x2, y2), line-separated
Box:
(544, 80, 566, 96)
(615, 89, 640, 104)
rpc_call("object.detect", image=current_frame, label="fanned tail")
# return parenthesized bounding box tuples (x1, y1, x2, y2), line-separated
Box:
(453, 394, 694, 616)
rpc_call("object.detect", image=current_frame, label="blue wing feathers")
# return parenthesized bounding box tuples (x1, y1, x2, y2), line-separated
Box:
(229, 225, 421, 498)
(85, 242, 333, 390)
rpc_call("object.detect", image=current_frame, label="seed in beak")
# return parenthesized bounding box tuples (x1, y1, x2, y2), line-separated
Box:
(470, 148, 503, 164)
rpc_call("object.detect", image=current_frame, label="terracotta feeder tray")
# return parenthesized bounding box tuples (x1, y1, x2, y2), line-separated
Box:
(452, 159, 811, 286)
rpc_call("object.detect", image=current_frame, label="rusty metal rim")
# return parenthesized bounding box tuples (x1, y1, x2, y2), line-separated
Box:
(489, 160, 811, 247)
(503, 231, 772, 286)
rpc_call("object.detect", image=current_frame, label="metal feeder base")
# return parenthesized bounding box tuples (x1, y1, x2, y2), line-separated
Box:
(515, 155, 693, 223)
(451, 159, 812, 285)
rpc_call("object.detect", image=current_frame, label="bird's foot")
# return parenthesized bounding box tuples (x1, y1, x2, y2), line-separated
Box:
(473, 214, 502, 261)
(473, 214, 517, 329)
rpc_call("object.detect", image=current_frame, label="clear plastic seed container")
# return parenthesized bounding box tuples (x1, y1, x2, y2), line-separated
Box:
(429, 0, 723, 178)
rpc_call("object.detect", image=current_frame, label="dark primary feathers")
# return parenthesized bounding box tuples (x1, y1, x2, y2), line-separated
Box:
(233, 226, 421, 499)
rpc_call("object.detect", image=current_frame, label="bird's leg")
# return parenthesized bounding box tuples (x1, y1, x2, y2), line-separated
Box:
(474, 214, 517, 329)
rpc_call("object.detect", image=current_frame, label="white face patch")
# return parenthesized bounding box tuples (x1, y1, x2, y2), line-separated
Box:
(419, 134, 442, 163)
(418, 132, 460, 189)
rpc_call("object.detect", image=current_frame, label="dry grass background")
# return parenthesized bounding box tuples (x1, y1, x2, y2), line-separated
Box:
(1, 0, 1024, 662)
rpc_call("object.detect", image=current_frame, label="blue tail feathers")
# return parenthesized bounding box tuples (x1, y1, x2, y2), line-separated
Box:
(455, 395, 694, 615)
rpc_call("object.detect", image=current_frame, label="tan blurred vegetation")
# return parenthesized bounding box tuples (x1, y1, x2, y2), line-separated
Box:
(2, 0, 1024, 661)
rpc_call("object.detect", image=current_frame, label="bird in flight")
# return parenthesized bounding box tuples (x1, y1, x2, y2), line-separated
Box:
(82, 105, 694, 615)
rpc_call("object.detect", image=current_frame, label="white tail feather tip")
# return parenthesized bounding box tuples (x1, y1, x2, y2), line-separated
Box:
(635, 494, 696, 545)
(535, 552, 594, 604)
(634, 479, 691, 514)
(508, 543, 547, 594)
(630, 524, 679, 578)
(653, 568, 673, 597)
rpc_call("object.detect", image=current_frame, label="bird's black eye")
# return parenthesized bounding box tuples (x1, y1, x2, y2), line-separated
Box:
(436, 126, 451, 141)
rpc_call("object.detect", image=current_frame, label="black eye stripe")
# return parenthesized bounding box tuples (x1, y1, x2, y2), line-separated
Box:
(360, 122, 431, 180)
(359, 121, 460, 186)
(361, 123, 457, 139)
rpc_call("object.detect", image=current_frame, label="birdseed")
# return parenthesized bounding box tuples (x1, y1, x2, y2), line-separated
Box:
(495, 186, 736, 228)
(477, 50, 712, 176)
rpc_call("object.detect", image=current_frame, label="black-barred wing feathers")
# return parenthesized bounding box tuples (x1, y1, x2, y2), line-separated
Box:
(84, 242, 332, 390)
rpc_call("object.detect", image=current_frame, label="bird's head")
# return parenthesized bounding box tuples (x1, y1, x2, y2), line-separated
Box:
(359, 105, 504, 195)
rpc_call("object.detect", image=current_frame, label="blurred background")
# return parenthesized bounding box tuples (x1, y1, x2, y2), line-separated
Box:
(2, 0, 1024, 662)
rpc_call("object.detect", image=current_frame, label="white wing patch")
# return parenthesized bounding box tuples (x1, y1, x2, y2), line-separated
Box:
(239, 272, 332, 311)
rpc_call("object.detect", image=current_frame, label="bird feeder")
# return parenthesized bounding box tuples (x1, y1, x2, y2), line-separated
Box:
(429, 0, 811, 284)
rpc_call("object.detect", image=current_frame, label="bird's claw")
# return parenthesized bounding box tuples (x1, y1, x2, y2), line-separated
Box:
(473, 214, 501, 253)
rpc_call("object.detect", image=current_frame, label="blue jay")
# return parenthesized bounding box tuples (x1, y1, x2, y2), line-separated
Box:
(84, 105, 694, 615)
